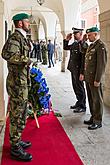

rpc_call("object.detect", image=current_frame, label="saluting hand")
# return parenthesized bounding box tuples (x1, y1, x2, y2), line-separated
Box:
(65, 33, 73, 41)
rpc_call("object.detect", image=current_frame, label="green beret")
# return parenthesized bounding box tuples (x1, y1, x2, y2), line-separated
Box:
(12, 13, 30, 21)
(86, 27, 100, 33)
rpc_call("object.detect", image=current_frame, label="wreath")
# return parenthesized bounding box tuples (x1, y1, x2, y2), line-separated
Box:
(28, 65, 51, 117)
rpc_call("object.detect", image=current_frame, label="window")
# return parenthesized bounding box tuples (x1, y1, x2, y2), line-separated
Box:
(81, 19, 86, 29)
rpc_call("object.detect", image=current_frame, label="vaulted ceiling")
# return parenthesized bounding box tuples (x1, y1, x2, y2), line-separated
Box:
(6, 0, 64, 31)
(3, 0, 110, 33)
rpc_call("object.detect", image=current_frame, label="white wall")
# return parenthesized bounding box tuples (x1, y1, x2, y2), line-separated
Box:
(81, 0, 98, 13)
(0, 1, 8, 120)
(41, 11, 58, 42)
(62, 0, 81, 33)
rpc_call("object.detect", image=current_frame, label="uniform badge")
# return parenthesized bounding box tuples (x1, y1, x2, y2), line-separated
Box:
(89, 56, 92, 60)
(91, 49, 95, 52)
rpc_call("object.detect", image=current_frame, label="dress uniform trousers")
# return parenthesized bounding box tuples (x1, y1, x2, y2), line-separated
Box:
(86, 82, 103, 124)
(71, 72, 86, 109)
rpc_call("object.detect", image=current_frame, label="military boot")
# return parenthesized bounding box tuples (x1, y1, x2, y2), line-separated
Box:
(11, 144, 32, 161)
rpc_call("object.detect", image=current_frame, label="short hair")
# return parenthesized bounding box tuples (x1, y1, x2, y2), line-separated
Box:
(13, 20, 20, 28)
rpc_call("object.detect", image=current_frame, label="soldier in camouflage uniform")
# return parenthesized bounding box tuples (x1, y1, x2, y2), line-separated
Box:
(41, 41, 47, 65)
(1, 13, 32, 161)
(63, 27, 88, 113)
(84, 27, 107, 130)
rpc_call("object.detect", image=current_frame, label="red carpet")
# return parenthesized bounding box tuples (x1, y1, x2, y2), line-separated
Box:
(1, 112, 83, 165)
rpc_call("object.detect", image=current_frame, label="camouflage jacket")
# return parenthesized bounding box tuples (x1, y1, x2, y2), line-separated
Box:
(84, 39, 107, 84)
(1, 30, 31, 88)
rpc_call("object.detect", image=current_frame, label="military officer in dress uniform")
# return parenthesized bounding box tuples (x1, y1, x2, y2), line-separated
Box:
(1, 13, 32, 161)
(84, 27, 107, 130)
(63, 27, 88, 113)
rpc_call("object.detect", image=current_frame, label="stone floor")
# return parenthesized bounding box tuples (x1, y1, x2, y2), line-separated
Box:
(0, 61, 110, 165)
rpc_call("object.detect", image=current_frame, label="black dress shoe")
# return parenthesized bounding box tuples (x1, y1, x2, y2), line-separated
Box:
(88, 123, 102, 130)
(84, 119, 93, 125)
(73, 107, 86, 113)
(11, 145, 32, 161)
(70, 104, 79, 109)
(19, 141, 31, 149)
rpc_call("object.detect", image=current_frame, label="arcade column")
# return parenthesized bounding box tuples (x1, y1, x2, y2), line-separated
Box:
(0, 1, 5, 122)
(99, 10, 110, 107)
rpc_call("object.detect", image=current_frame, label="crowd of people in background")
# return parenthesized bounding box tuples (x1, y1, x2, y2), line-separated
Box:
(29, 39, 62, 68)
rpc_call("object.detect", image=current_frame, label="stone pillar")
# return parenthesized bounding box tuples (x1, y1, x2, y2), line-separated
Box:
(31, 25, 38, 41)
(0, 1, 5, 121)
(99, 10, 110, 107)
(61, 30, 66, 72)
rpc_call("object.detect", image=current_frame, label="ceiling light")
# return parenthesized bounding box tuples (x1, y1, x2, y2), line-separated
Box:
(37, 0, 45, 6)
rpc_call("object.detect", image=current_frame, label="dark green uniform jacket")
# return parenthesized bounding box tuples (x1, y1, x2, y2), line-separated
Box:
(84, 39, 107, 84)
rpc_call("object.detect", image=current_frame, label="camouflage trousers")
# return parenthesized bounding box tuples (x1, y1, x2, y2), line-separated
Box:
(42, 52, 47, 65)
(7, 85, 28, 146)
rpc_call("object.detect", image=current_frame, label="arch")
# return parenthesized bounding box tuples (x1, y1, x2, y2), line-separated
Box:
(5, 0, 64, 33)
(42, 0, 65, 32)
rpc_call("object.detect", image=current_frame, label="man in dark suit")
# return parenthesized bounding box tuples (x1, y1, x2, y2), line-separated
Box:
(84, 27, 107, 130)
(63, 27, 88, 113)
(47, 40, 54, 68)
